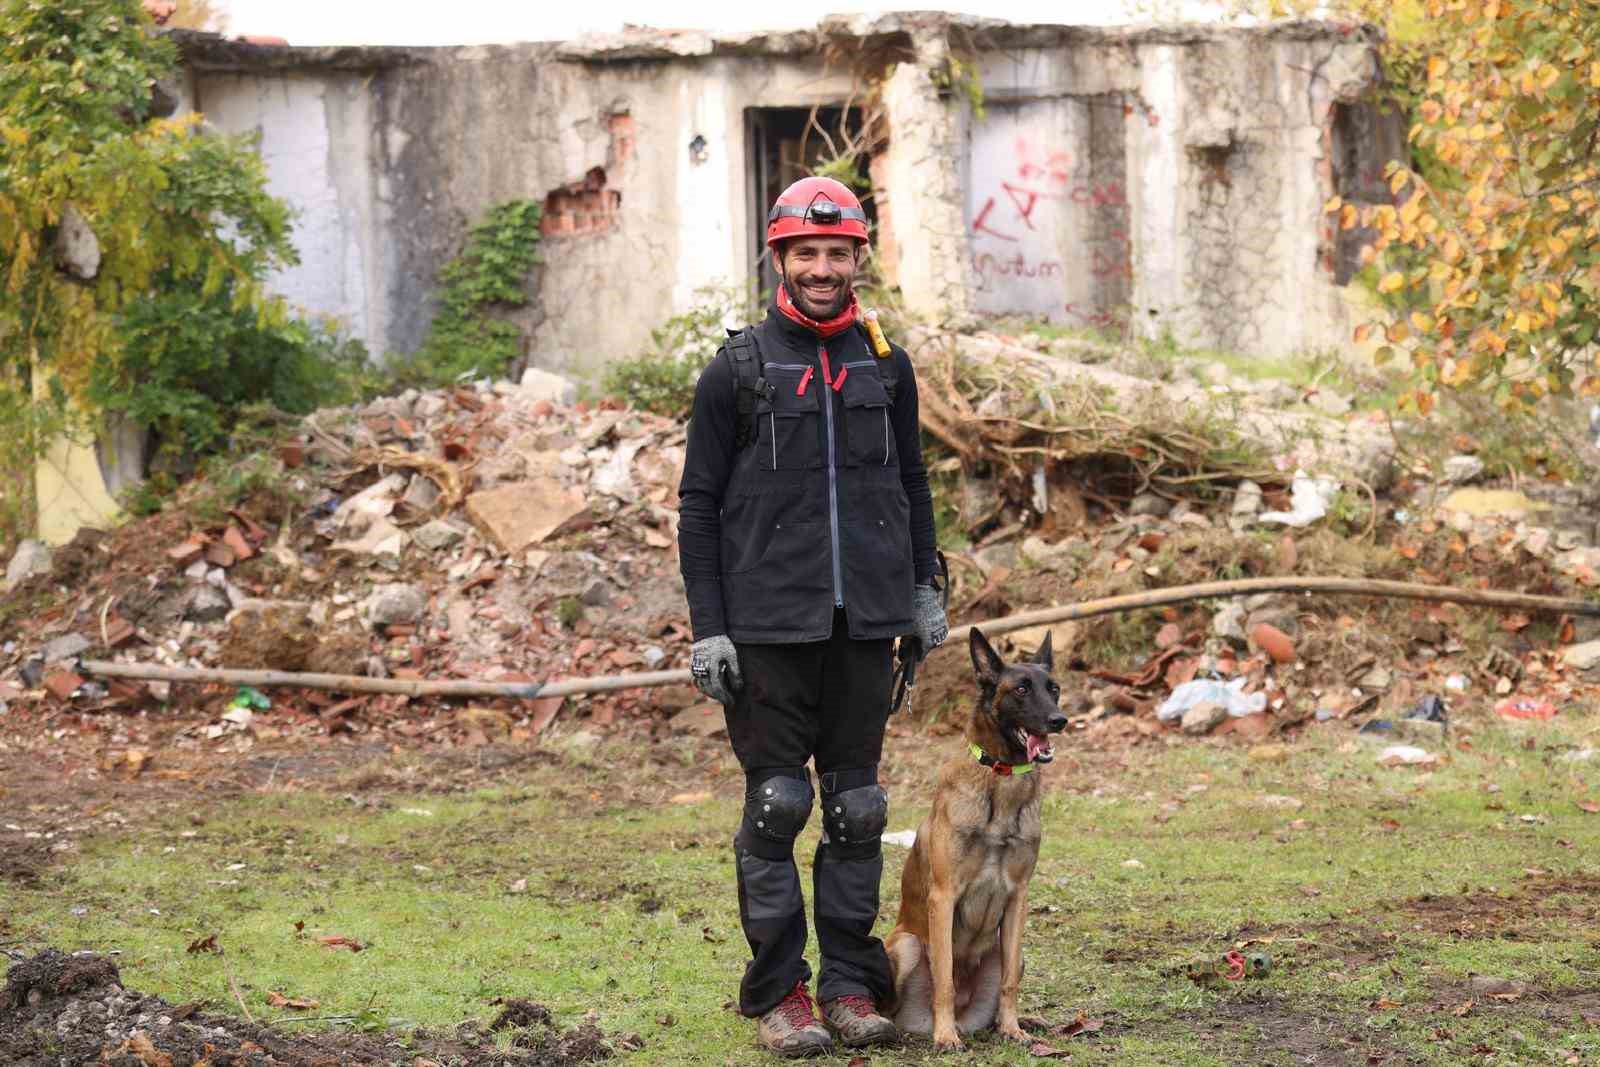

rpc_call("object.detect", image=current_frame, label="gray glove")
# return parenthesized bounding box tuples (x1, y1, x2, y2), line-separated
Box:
(690, 634, 742, 705)
(912, 584, 949, 653)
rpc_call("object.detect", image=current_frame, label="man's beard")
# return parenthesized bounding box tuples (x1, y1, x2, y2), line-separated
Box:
(782, 266, 852, 320)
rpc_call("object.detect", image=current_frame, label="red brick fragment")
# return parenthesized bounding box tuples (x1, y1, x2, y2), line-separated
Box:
(223, 526, 255, 562)
(167, 539, 206, 567)
(43, 670, 83, 701)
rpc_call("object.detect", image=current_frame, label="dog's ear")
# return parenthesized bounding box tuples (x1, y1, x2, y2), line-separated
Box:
(969, 627, 1004, 687)
(1031, 629, 1054, 673)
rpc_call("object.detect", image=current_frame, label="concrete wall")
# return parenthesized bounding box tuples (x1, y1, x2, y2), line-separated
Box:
(174, 18, 1385, 376)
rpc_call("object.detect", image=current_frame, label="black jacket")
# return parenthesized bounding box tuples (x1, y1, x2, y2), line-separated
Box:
(678, 304, 937, 644)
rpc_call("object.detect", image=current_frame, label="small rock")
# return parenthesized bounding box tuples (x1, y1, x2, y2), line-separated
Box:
(40, 633, 91, 664)
(413, 520, 466, 551)
(1232, 480, 1262, 516)
(183, 586, 231, 623)
(668, 703, 726, 737)
(1127, 492, 1172, 518)
(1305, 389, 1352, 416)
(1181, 701, 1228, 735)
(579, 578, 611, 607)
(1357, 665, 1393, 691)
(642, 646, 667, 669)
(365, 583, 427, 627)
(401, 475, 440, 513)
(1212, 601, 1248, 643)
(4, 539, 53, 590)
(519, 367, 579, 406)
(1121, 858, 1145, 869)
(184, 560, 209, 581)
(1561, 640, 1600, 671)
(1201, 361, 1232, 387)
(1441, 454, 1486, 484)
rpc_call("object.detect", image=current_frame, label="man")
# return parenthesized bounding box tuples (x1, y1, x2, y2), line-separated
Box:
(677, 175, 947, 1058)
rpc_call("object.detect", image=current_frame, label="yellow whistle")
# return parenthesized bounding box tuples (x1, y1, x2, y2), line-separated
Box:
(864, 308, 891, 358)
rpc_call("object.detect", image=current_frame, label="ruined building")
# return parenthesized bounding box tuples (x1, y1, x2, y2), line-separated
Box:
(171, 13, 1398, 377)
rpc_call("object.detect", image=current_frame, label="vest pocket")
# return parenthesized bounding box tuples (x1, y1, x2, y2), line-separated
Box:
(757, 365, 822, 470)
(840, 363, 896, 468)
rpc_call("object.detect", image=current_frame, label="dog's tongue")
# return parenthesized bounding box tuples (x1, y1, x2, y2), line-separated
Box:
(1025, 733, 1050, 762)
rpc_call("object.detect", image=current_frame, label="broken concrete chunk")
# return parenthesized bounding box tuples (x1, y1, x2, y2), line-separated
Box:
(1127, 493, 1171, 518)
(1181, 701, 1228, 735)
(365, 583, 427, 627)
(184, 586, 231, 623)
(401, 474, 441, 513)
(332, 516, 408, 560)
(518, 367, 579, 406)
(4, 539, 52, 590)
(413, 519, 466, 551)
(334, 473, 407, 532)
(591, 440, 643, 502)
(1561, 640, 1600, 672)
(1442, 454, 1486, 485)
(40, 633, 90, 664)
(465, 480, 590, 555)
(1231, 480, 1262, 516)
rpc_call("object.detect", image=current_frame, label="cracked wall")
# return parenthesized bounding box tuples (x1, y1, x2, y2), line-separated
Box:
(180, 18, 1385, 375)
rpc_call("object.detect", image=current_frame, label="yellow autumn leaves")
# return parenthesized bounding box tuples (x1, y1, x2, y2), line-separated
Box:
(1331, 0, 1600, 409)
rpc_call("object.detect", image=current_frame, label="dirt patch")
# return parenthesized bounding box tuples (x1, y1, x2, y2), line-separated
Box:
(0, 949, 631, 1066)
(0, 832, 54, 887)
(1182, 992, 1395, 1066)
(1396, 874, 1600, 939)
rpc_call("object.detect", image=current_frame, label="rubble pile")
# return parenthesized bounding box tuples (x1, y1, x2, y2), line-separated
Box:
(1, 372, 702, 747)
(3, 336, 1600, 759)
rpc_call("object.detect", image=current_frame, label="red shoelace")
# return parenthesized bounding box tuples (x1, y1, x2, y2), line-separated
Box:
(830, 993, 876, 1018)
(777, 982, 819, 1029)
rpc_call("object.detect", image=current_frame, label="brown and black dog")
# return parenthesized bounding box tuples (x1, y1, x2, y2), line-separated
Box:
(884, 626, 1067, 1050)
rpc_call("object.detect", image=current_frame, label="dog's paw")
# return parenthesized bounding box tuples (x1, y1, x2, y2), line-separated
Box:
(998, 1020, 1030, 1043)
(932, 1027, 965, 1052)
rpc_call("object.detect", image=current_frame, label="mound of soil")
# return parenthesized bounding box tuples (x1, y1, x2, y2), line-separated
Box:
(0, 950, 627, 1066)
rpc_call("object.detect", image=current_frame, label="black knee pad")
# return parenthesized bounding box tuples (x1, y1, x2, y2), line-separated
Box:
(739, 772, 813, 858)
(822, 784, 888, 848)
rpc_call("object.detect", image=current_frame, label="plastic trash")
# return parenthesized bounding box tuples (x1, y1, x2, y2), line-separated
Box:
(1259, 470, 1340, 527)
(229, 685, 271, 711)
(881, 829, 918, 848)
(1406, 695, 1447, 724)
(1156, 677, 1267, 722)
(1495, 697, 1557, 721)
(1376, 744, 1435, 766)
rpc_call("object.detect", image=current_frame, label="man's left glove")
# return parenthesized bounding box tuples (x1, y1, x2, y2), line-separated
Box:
(912, 584, 949, 653)
(690, 634, 742, 706)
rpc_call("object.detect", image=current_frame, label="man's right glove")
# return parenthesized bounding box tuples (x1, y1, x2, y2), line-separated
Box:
(690, 634, 742, 706)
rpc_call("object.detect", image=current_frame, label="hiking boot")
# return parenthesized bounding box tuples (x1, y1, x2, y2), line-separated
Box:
(822, 993, 899, 1048)
(757, 981, 833, 1058)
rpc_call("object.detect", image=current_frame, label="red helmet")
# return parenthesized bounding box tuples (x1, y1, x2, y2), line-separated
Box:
(766, 176, 869, 248)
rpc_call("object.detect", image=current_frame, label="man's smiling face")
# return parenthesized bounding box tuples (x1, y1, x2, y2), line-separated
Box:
(774, 236, 862, 320)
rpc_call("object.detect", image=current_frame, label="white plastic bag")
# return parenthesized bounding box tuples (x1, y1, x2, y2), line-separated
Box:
(1156, 677, 1267, 722)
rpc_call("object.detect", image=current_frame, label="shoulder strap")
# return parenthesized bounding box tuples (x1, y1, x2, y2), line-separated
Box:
(727, 326, 767, 450)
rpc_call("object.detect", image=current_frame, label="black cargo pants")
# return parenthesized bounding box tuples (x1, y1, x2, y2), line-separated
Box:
(723, 609, 895, 1017)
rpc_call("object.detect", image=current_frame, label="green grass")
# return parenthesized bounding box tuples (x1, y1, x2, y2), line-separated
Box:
(6, 717, 1600, 1065)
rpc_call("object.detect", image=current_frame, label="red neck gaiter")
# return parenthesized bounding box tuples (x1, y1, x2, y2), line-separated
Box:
(776, 284, 860, 339)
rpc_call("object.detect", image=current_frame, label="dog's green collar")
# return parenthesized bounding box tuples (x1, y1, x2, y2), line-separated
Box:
(969, 743, 1035, 777)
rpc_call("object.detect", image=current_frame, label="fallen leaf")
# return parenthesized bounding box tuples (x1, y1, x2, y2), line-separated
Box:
(266, 991, 319, 1010)
(1056, 1011, 1105, 1038)
(126, 1032, 173, 1067)
(292, 920, 305, 934)
(1453, 999, 1474, 1017)
(316, 934, 364, 952)
(1371, 996, 1403, 1010)
(1027, 1041, 1071, 1058)
(186, 933, 219, 955)
(1154, 623, 1183, 650)
(1578, 800, 1600, 814)
(1500, 613, 1530, 633)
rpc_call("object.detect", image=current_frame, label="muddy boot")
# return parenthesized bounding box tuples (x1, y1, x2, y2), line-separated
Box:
(822, 993, 899, 1048)
(757, 981, 833, 1058)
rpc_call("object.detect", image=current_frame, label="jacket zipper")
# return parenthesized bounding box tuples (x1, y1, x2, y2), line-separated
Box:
(820, 344, 844, 610)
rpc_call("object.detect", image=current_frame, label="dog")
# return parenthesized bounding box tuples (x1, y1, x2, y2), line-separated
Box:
(884, 626, 1067, 1050)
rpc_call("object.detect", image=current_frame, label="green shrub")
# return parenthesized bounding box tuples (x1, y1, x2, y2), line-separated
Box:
(601, 285, 748, 417)
(388, 200, 543, 389)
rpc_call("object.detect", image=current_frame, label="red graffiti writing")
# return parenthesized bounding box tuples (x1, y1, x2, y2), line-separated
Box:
(973, 252, 1065, 280)
(971, 197, 1019, 242)
(1068, 181, 1127, 208)
(1063, 302, 1121, 330)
